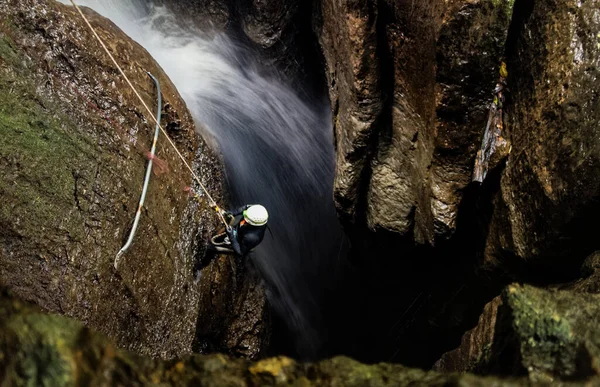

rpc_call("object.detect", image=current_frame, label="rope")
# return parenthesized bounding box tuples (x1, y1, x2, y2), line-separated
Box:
(68, 0, 229, 228)
(114, 72, 162, 270)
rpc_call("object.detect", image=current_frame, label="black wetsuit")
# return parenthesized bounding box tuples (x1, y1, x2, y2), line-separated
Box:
(226, 205, 267, 256)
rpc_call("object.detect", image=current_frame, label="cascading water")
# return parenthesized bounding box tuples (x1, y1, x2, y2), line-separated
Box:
(60, 0, 344, 357)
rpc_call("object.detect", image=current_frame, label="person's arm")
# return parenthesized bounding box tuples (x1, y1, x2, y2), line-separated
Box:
(228, 205, 250, 217)
(227, 228, 244, 256)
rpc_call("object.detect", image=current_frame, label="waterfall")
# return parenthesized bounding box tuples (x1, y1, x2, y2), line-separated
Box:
(59, 0, 343, 357)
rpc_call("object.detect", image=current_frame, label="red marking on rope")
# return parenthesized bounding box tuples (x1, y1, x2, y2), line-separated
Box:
(183, 186, 198, 198)
(145, 151, 169, 176)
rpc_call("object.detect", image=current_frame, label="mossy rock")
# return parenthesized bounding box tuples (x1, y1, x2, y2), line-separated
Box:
(480, 284, 600, 382)
(0, 290, 557, 386)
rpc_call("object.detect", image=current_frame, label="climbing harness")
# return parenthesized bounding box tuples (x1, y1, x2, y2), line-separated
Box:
(68, 0, 230, 265)
(114, 72, 162, 269)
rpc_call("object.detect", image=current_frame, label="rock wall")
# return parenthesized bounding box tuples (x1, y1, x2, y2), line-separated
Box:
(0, 0, 268, 359)
(308, 0, 516, 366)
(483, 0, 600, 271)
(429, 0, 600, 373)
(316, 0, 513, 244)
(314, 0, 600, 368)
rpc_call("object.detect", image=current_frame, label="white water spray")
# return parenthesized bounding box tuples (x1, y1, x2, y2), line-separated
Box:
(60, 0, 343, 357)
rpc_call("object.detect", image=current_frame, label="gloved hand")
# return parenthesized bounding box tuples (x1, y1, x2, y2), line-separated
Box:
(222, 210, 233, 223)
(226, 226, 235, 240)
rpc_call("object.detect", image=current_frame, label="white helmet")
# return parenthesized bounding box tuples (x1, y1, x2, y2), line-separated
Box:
(243, 205, 268, 226)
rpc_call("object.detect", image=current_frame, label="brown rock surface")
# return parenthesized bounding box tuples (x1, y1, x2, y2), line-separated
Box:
(484, 0, 600, 269)
(433, 0, 513, 237)
(0, 0, 268, 359)
(316, 0, 513, 243)
(434, 296, 503, 372)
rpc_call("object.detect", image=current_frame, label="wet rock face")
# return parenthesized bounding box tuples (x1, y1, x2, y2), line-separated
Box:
(309, 0, 515, 367)
(434, 1, 600, 374)
(484, 0, 600, 269)
(316, 0, 513, 243)
(0, 0, 268, 359)
(433, 0, 513, 237)
(237, 0, 298, 48)
(194, 259, 270, 359)
(155, 0, 231, 31)
(160, 0, 324, 93)
(0, 290, 558, 386)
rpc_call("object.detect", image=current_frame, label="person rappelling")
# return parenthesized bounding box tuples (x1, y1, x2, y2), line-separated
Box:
(210, 204, 269, 256)
(66, 0, 269, 273)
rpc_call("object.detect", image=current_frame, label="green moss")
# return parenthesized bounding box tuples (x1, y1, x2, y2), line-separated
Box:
(490, 0, 515, 14)
(505, 285, 579, 380)
(0, 34, 19, 67)
(6, 314, 79, 386)
(507, 285, 572, 344)
(0, 31, 100, 242)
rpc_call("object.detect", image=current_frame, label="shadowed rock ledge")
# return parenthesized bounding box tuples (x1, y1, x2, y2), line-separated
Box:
(0, 289, 567, 386)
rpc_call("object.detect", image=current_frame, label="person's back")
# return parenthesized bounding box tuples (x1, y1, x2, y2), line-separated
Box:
(225, 204, 269, 257)
(235, 221, 267, 256)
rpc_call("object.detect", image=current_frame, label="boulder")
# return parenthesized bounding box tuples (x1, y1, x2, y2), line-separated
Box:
(0, 0, 268, 359)
(437, 280, 600, 382)
(434, 296, 503, 373)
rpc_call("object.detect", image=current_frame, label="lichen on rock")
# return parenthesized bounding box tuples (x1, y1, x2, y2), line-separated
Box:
(437, 281, 600, 382)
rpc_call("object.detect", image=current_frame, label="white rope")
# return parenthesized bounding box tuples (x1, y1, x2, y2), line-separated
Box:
(68, 0, 229, 227)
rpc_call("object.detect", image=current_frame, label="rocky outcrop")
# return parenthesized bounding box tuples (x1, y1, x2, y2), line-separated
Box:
(436, 252, 600, 381)
(433, 1, 513, 236)
(194, 258, 270, 359)
(157, 0, 298, 46)
(315, 0, 513, 243)
(0, 0, 268, 359)
(156, 0, 231, 32)
(483, 0, 600, 271)
(444, 283, 600, 382)
(0, 289, 570, 386)
(434, 295, 503, 373)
